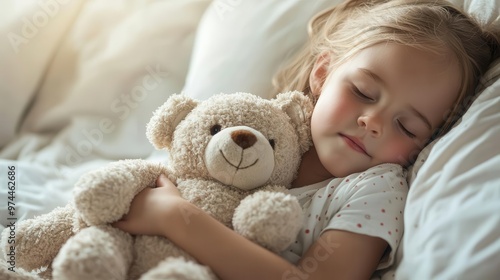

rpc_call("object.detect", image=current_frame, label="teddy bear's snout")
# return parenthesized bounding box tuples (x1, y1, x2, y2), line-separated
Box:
(231, 130, 257, 149)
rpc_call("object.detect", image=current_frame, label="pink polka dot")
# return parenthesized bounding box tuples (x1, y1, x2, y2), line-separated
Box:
(380, 222, 384, 226)
(346, 179, 350, 182)
(395, 217, 398, 220)
(305, 229, 310, 234)
(337, 214, 341, 217)
(396, 229, 399, 233)
(328, 194, 332, 198)
(388, 231, 392, 235)
(381, 209, 386, 213)
(357, 223, 362, 228)
(346, 204, 351, 208)
(380, 175, 384, 178)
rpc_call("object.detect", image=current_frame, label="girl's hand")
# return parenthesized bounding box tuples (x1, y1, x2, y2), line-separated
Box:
(112, 174, 183, 236)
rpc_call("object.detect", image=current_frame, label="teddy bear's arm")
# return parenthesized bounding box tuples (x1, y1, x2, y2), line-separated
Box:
(233, 186, 303, 253)
(73, 159, 171, 226)
(1, 203, 75, 273)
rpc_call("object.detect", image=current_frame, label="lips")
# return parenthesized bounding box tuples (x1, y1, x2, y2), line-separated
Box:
(340, 133, 370, 157)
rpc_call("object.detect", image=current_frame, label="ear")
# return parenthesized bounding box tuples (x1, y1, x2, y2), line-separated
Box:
(146, 94, 198, 150)
(274, 91, 314, 154)
(309, 52, 330, 98)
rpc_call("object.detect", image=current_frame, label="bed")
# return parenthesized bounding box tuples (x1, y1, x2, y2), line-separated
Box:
(0, 0, 499, 278)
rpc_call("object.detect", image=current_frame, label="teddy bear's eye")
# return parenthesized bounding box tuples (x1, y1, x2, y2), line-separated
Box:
(210, 124, 222, 135)
(269, 139, 275, 150)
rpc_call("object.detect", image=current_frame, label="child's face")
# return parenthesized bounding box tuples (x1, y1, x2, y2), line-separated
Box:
(310, 43, 461, 177)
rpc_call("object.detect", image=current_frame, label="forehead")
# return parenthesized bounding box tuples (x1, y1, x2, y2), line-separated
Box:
(346, 43, 461, 128)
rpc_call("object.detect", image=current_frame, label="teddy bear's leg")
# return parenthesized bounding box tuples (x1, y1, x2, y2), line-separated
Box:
(1, 203, 75, 275)
(233, 188, 303, 253)
(52, 225, 133, 280)
(128, 235, 196, 280)
(139, 257, 217, 280)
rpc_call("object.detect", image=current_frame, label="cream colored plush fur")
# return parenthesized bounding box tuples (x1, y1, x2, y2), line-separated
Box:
(1, 91, 313, 280)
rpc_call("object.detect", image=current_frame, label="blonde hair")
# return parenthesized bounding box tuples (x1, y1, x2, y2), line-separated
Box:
(273, 0, 499, 138)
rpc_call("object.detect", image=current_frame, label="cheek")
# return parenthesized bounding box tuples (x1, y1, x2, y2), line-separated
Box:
(380, 138, 422, 165)
(313, 90, 355, 126)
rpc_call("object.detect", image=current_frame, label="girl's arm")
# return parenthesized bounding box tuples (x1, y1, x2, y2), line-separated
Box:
(114, 175, 388, 280)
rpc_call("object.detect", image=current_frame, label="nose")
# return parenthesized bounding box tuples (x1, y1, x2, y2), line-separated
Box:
(231, 130, 257, 149)
(358, 114, 383, 137)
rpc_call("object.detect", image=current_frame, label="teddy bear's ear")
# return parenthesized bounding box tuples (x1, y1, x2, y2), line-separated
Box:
(274, 91, 313, 154)
(146, 94, 198, 150)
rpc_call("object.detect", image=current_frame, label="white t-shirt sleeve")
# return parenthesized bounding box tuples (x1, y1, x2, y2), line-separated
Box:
(325, 165, 408, 269)
(283, 164, 408, 270)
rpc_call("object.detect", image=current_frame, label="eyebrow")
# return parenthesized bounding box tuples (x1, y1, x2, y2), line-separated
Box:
(358, 68, 433, 130)
(359, 68, 386, 87)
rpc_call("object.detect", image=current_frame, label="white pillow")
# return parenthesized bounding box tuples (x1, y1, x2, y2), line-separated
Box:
(394, 61, 500, 280)
(183, 0, 343, 100)
(185, 0, 500, 278)
(0, 0, 83, 148)
(394, 1, 500, 278)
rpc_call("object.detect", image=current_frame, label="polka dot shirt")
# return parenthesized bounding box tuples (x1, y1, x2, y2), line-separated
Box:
(281, 163, 408, 271)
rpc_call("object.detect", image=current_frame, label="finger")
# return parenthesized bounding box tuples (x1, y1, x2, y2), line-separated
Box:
(156, 173, 175, 188)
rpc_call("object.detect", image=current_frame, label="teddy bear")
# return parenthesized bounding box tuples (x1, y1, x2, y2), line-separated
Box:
(1, 91, 313, 280)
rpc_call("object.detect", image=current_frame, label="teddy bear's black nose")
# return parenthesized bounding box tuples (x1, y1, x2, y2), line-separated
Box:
(231, 130, 257, 149)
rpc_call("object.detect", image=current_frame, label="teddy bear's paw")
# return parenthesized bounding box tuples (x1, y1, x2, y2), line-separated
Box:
(140, 257, 217, 280)
(52, 225, 133, 280)
(233, 190, 303, 253)
(74, 159, 167, 226)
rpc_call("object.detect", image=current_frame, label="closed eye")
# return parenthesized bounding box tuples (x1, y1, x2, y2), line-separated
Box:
(397, 120, 416, 138)
(352, 86, 373, 101)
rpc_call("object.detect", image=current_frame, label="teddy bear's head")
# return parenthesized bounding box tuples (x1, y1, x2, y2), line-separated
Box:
(146, 91, 312, 190)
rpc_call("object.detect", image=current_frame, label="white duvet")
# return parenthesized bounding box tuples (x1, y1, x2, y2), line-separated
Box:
(1, 0, 499, 279)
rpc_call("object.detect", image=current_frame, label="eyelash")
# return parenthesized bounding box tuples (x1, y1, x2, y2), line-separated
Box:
(397, 120, 416, 138)
(352, 87, 373, 101)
